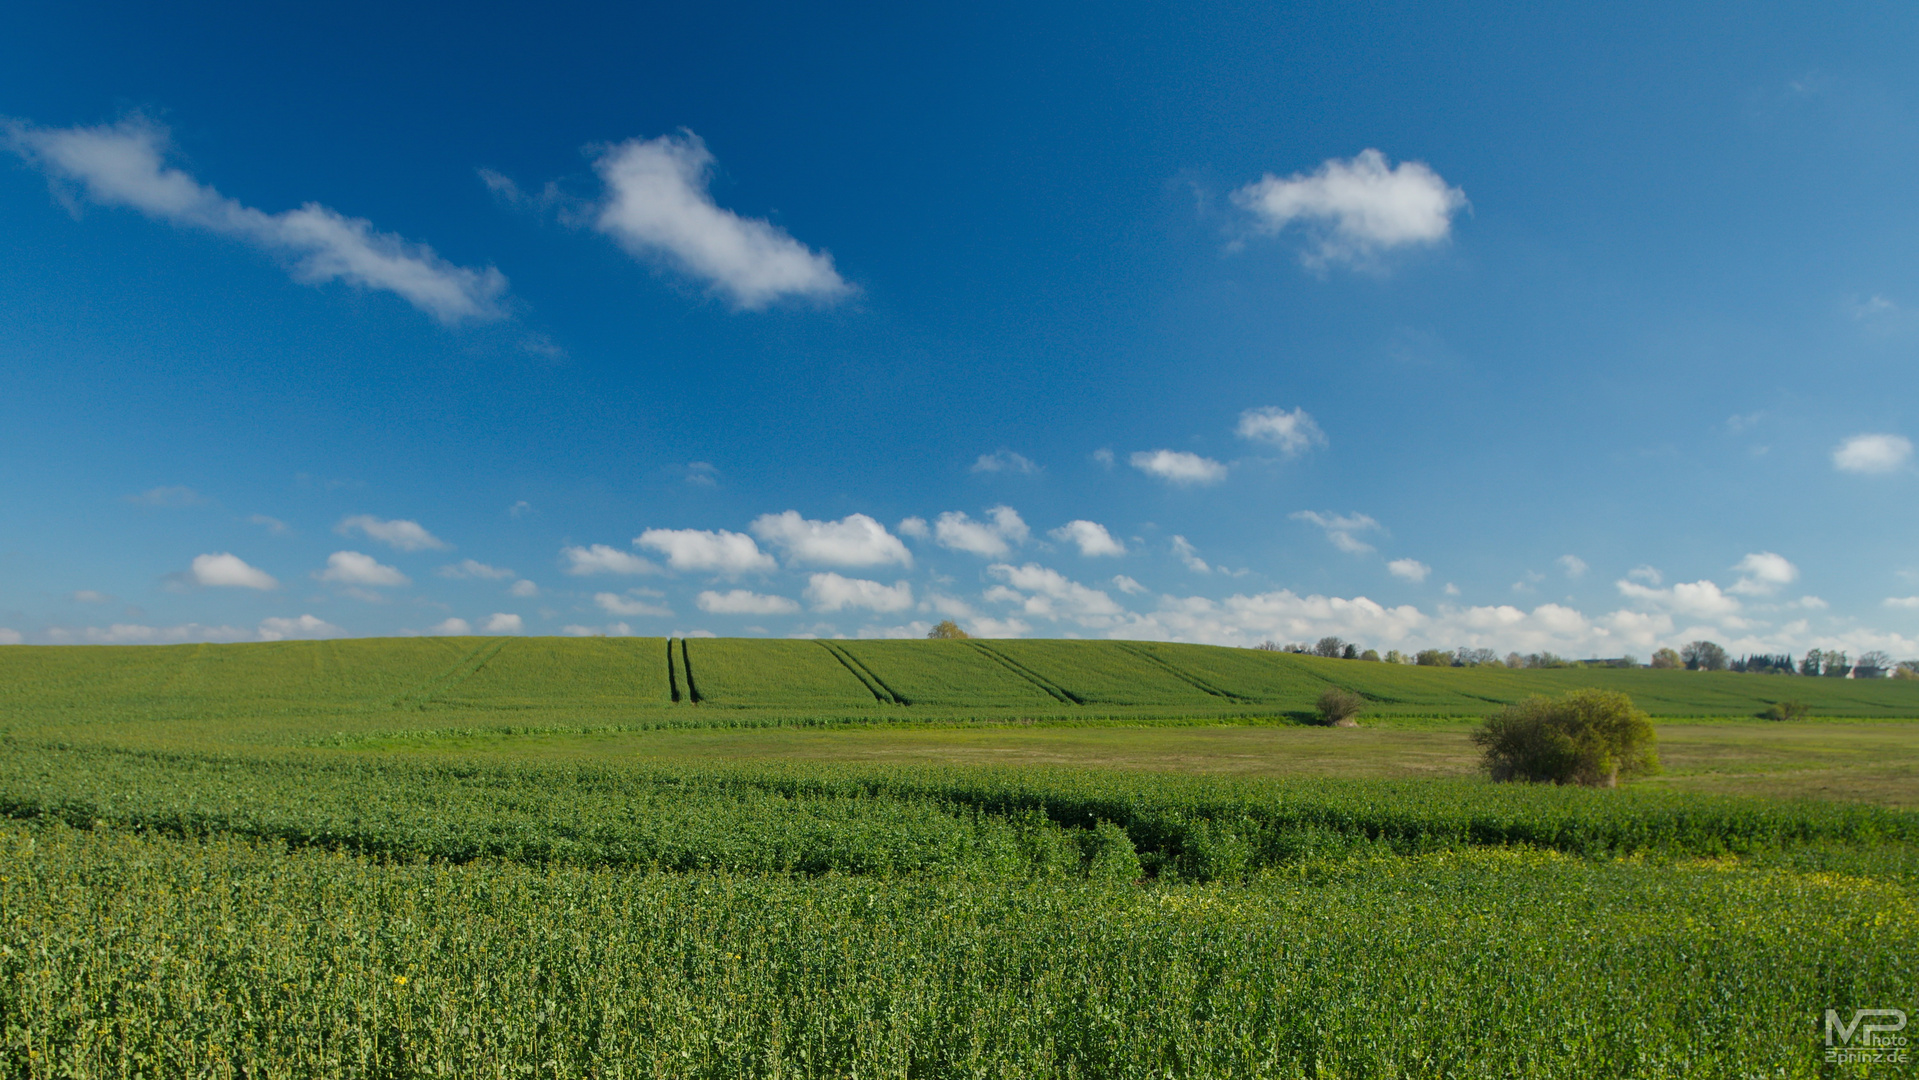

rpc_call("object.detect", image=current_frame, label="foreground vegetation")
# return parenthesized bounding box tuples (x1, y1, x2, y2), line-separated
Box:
(1, 638, 1913, 1076)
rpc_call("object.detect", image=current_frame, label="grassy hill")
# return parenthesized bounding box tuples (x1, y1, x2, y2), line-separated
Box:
(4, 635, 1917, 730)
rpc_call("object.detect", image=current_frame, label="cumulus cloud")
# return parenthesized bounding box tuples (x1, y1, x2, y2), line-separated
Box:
(563, 622, 634, 637)
(127, 485, 206, 507)
(804, 573, 913, 613)
(595, 590, 673, 617)
(336, 515, 448, 552)
(249, 514, 291, 535)
(1728, 552, 1798, 596)
(589, 131, 850, 309)
(635, 528, 776, 575)
(897, 517, 929, 539)
(1171, 536, 1210, 573)
(698, 589, 801, 615)
(429, 618, 473, 636)
(1884, 596, 1919, 610)
(1231, 149, 1467, 268)
(1387, 558, 1431, 583)
(1615, 577, 1741, 619)
(560, 544, 659, 576)
(970, 450, 1039, 475)
(190, 552, 278, 590)
(5, 116, 507, 323)
(933, 506, 1030, 558)
(0, 629, 21, 645)
(508, 579, 539, 597)
(985, 563, 1124, 625)
(315, 551, 409, 587)
(482, 613, 523, 633)
(1112, 575, 1148, 595)
(1832, 433, 1912, 474)
(1050, 520, 1125, 557)
(1627, 565, 1662, 586)
(1235, 406, 1327, 456)
(257, 614, 342, 641)
(1291, 511, 1382, 555)
(1130, 450, 1227, 486)
(438, 559, 514, 580)
(750, 511, 911, 568)
(1558, 555, 1588, 579)
(57, 622, 249, 645)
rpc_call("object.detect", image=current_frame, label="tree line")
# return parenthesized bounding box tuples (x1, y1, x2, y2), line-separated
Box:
(1257, 636, 1919, 679)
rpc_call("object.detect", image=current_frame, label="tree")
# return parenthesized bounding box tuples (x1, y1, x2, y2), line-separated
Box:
(1894, 660, 1919, 681)
(1800, 649, 1822, 677)
(1384, 649, 1409, 664)
(1470, 689, 1659, 787)
(1358, 649, 1381, 662)
(1681, 641, 1728, 671)
(1314, 687, 1364, 726)
(1414, 648, 1452, 667)
(1821, 650, 1851, 678)
(1455, 647, 1499, 667)
(1760, 699, 1808, 722)
(927, 620, 971, 640)
(1650, 647, 1681, 670)
(1341, 643, 1359, 660)
(1313, 636, 1347, 658)
(1856, 650, 1893, 678)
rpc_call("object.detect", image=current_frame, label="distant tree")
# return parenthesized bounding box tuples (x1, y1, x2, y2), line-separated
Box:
(927, 620, 971, 640)
(1455, 647, 1500, 667)
(1894, 660, 1919, 681)
(1313, 636, 1347, 658)
(1681, 641, 1728, 671)
(1821, 650, 1851, 678)
(1505, 652, 1525, 669)
(1314, 687, 1365, 726)
(1799, 649, 1823, 677)
(1359, 648, 1381, 662)
(1759, 699, 1808, 722)
(1856, 650, 1893, 678)
(1253, 640, 1285, 652)
(1471, 689, 1659, 787)
(1341, 643, 1359, 660)
(1285, 643, 1311, 654)
(1414, 648, 1452, 667)
(1384, 649, 1409, 664)
(1619, 654, 1640, 669)
(1649, 647, 1682, 670)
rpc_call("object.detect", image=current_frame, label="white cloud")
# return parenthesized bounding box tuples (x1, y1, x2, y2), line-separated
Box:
(897, 516, 930, 539)
(684, 462, 719, 487)
(482, 613, 523, 633)
(859, 621, 935, 640)
(1291, 511, 1382, 555)
(1615, 578, 1741, 619)
(804, 573, 913, 613)
(971, 450, 1039, 475)
(509, 579, 539, 597)
(1050, 520, 1125, 557)
(1626, 565, 1663, 586)
(1387, 558, 1431, 583)
(698, 589, 801, 615)
(986, 563, 1125, 626)
(966, 616, 1031, 638)
(127, 485, 205, 507)
(1235, 406, 1327, 456)
(1728, 552, 1798, 596)
(1171, 536, 1210, 573)
(595, 590, 673, 617)
(316, 551, 409, 587)
(1832, 433, 1912, 474)
(1557, 555, 1588, 579)
(560, 544, 660, 576)
(429, 618, 473, 636)
(190, 552, 278, 590)
(1091, 448, 1115, 467)
(5, 117, 507, 323)
(1111, 575, 1147, 595)
(439, 559, 515, 580)
(248, 514, 290, 535)
(590, 131, 850, 309)
(336, 515, 449, 552)
(933, 506, 1029, 558)
(71, 590, 111, 603)
(1884, 596, 1919, 610)
(0, 629, 21, 645)
(1129, 450, 1227, 486)
(563, 622, 634, 637)
(61, 622, 249, 645)
(1231, 149, 1467, 268)
(257, 614, 342, 641)
(510, 501, 534, 518)
(750, 511, 911, 568)
(635, 528, 776, 575)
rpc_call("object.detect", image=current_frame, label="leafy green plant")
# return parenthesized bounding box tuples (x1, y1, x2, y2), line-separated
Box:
(1471, 689, 1659, 787)
(1759, 699, 1808, 722)
(1315, 686, 1364, 726)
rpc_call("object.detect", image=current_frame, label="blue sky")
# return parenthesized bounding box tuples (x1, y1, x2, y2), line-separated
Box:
(2, 1, 1916, 658)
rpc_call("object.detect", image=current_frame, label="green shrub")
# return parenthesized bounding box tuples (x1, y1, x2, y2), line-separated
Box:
(1080, 819, 1141, 881)
(1315, 687, 1364, 726)
(1759, 699, 1808, 722)
(1471, 689, 1658, 787)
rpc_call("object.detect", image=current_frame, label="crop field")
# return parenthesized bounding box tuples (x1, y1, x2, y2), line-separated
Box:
(1, 636, 1915, 1076)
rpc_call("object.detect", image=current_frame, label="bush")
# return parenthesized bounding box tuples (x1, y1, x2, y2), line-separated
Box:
(926, 620, 971, 640)
(1315, 687, 1364, 727)
(1759, 699, 1808, 722)
(1414, 648, 1452, 667)
(1649, 647, 1681, 669)
(1080, 819, 1141, 882)
(1471, 689, 1658, 787)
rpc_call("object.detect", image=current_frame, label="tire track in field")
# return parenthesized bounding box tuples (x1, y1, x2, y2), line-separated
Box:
(666, 638, 684, 703)
(678, 638, 704, 703)
(394, 639, 511, 709)
(967, 643, 1083, 704)
(1112, 642, 1252, 702)
(816, 642, 909, 705)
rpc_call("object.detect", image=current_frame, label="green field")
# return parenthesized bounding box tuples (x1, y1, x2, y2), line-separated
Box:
(2, 637, 1915, 1077)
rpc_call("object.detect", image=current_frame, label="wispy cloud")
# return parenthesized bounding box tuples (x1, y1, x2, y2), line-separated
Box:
(1130, 450, 1227, 486)
(697, 589, 801, 615)
(1235, 406, 1326, 456)
(1291, 511, 1382, 555)
(971, 450, 1039, 475)
(6, 116, 507, 323)
(336, 515, 449, 552)
(316, 551, 409, 587)
(932, 507, 1029, 558)
(560, 544, 659, 576)
(127, 485, 205, 507)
